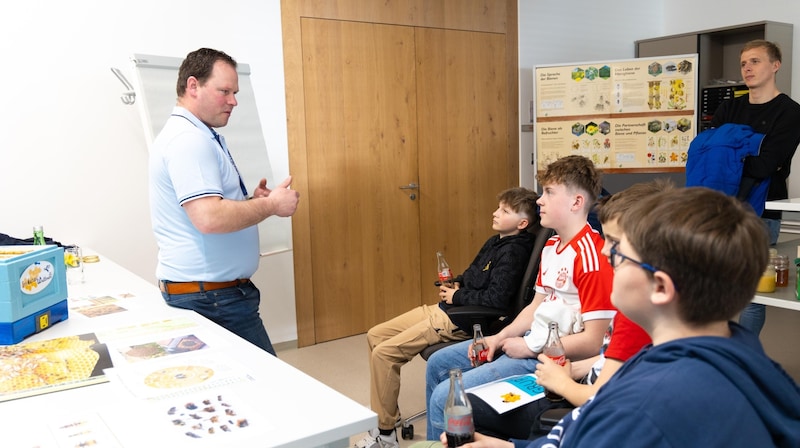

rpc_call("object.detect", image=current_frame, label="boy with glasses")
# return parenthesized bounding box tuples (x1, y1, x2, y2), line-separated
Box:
(444, 187, 800, 447)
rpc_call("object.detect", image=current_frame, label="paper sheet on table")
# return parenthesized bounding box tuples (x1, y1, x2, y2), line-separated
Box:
(0, 333, 113, 402)
(466, 373, 546, 414)
(106, 354, 254, 400)
(7, 412, 122, 448)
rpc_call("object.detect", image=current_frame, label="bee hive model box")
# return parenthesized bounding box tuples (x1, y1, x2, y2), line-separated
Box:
(0, 245, 68, 344)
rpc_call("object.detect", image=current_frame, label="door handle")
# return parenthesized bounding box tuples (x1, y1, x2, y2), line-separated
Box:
(399, 183, 418, 201)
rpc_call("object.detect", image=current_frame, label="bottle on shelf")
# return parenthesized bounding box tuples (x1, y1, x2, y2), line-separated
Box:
(33, 225, 46, 245)
(773, 254, 789, 288)
(437, 251, 453, 287)
(543, 321, 566, 402)
(470, 323, 488, 367)
(444, 368, 474, 447)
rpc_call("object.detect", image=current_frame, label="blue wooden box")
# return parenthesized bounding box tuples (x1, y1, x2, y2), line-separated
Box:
(0, 245, 68, 344)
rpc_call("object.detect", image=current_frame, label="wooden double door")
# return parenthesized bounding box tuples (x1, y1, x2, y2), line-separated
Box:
(283, 2, 519, 345)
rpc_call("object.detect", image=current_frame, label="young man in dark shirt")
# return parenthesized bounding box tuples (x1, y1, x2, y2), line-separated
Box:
(710, 39, 800, 335)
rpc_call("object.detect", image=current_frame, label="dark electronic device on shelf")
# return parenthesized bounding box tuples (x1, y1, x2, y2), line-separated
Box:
(700, 84, 749, 131)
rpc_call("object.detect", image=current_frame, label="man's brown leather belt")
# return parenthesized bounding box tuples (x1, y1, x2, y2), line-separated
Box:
(159, 279, 249, 295)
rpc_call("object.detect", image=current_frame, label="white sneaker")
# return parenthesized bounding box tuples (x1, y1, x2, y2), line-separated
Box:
(353, 428, 399, 448)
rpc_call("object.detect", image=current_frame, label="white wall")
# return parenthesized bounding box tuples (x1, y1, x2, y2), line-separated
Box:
(517, 0, 665, 189)
(0, 1, 298, 343)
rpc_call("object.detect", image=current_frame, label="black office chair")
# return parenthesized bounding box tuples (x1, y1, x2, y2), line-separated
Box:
(538, 407, 572, 432)
(398, 223, 555, 439)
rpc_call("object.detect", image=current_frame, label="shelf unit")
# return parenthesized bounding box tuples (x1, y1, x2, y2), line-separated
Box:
(577, 22, 793, 195)
(636, 21, 793, 94)
(636, 21, 793, 134)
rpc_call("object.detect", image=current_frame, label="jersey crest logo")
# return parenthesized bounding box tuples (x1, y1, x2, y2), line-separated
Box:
(555, 267, 568, 289)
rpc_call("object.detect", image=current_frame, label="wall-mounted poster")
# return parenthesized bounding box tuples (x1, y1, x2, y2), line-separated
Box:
(534, 54, 697, 173)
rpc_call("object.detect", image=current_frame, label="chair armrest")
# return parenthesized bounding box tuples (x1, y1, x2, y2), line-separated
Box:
(420, 307, 508, 360)
(539, 407, 572, 427)
(445, 305, 508, 336)
(445, 305, 507, 319)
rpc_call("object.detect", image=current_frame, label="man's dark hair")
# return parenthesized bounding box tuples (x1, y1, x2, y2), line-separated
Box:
(176, 48, 237, 97)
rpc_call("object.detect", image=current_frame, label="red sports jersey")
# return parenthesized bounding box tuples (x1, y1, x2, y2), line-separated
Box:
(535, 223, 615, 321)
(605, 311, 651, 361)
(526, 224, 615, 351)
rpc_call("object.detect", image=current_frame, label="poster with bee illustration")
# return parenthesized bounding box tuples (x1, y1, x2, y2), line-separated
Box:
(535, 114, 693, 170)
(534, 54, 697, 173)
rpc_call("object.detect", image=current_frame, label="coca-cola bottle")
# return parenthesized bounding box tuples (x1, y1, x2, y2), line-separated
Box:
(437, 251, 454, 287)
(543, 321, 566, 402)
(444, 368, 474, 446)
(470, 323, 488, 367)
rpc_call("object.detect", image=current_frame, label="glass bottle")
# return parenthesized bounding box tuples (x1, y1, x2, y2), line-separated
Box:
(437, 251, 453, 287)
(470, 324, 488, 367)
(543, 321, 566, 401)
(444, 368, 474, 447)
(33, 225, 46, 245)
(773, 254, 789, 287)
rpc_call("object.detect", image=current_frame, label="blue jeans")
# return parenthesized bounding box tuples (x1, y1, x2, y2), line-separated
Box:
(763, 217, 780, 246)
(738, 218, 780, 336)
(425, 339, 540, 439)
(739, 303, 766, 336)
(161, 281, 276, 356)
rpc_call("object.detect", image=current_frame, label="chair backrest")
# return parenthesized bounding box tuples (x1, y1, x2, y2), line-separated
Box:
(491, 221, 554, 332)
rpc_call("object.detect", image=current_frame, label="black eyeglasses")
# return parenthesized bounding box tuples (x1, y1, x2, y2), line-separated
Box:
(609, 241, 658, 274)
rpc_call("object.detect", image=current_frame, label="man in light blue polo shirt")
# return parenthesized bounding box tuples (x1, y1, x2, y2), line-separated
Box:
(149, 48, 299, 355)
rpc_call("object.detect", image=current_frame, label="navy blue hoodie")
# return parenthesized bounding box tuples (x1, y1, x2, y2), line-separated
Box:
(520, 322, 800, 447)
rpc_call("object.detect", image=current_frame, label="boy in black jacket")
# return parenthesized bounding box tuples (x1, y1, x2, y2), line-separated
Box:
(355, 187, 538, 448)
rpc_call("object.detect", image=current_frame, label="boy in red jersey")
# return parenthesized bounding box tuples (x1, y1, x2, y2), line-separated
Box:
(424, 155, 615, 439)
(462, 180, 671, 440)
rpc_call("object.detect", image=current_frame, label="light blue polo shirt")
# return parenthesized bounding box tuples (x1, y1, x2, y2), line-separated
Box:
(149, 107, 259, 282)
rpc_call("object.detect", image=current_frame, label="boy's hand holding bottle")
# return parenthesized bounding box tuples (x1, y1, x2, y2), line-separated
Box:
(468, 334, 502, 366)
(439, 282, 460, 304)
